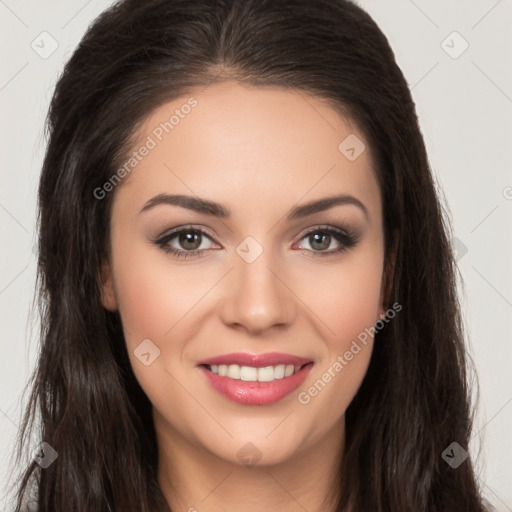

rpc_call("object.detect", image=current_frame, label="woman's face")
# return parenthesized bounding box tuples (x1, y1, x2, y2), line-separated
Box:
(101, 81, 387, 468)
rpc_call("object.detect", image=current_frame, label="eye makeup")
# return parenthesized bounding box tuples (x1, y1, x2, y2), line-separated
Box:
(151, 223, 361, 260)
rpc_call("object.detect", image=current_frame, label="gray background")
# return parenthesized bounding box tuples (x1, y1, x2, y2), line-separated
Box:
(1, 0, 511, 509)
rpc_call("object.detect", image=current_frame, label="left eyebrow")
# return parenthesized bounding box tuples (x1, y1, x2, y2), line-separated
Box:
(139, 193, 368, 220)
(286, 194, 368, 221)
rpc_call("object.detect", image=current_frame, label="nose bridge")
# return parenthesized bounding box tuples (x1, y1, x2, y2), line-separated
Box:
(219, 235, 295, 333)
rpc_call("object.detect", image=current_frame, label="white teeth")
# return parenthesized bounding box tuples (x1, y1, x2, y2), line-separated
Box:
(227, 364, 240, 379)
(273, 364, 285, 379)
(257, 366, 274, 382)
(240, 366, 258, 381)
(207, 363, 304, 382)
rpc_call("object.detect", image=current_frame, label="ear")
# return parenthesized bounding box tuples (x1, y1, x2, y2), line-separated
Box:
(99, 261, 118, 311)
(378, 230, 399, 317)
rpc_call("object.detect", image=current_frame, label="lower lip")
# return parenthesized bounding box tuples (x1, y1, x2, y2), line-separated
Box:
(199, 363, 314, 405)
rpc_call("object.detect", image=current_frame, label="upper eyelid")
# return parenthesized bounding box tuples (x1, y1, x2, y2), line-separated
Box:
(155, 225, 218, 243)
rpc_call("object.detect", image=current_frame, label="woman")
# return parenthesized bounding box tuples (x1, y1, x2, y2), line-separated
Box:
(11, 0, 490, 510)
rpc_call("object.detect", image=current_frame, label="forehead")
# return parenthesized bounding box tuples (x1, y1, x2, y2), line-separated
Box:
(113, 82, 381, 224)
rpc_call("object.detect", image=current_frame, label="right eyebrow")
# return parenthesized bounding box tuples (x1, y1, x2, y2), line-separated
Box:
(140, 194, 230, 217)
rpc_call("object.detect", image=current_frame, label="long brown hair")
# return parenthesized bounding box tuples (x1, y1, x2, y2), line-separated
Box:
(11, 0, 489, 510)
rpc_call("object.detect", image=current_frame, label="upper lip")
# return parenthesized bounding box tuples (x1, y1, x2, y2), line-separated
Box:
(198, 352, 313, 368)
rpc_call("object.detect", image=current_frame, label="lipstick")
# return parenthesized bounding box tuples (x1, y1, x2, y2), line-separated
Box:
(198, 352, 314, 405)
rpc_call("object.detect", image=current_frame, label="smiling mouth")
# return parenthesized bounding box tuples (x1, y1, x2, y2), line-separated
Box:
(201, 362, 313, 383)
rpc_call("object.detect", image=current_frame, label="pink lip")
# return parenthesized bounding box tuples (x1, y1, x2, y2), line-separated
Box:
(198, 352, 313, 368)
(199, 364, 314, 405)
(198, 352, 315, 405)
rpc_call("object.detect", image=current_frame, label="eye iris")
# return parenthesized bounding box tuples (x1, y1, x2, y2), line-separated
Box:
(179, 231, 201, 250)
(310, 233, 330, 251)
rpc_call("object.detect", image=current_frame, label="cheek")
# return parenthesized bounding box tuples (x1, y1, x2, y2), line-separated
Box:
(111, 238, 212, 347)
(291, 245, 383, 420)
(110, 244, 213, 402)
(293, 244, 384, 346)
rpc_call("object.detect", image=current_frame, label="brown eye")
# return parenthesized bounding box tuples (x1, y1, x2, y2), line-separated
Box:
(295, 226, 359, 256)
(308, 232, 332, 251)
(178, 230, 203, 251)
(154, 226, 219, 259)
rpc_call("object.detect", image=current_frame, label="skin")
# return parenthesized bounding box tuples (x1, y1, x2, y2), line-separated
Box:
(101, 81, 391, 512)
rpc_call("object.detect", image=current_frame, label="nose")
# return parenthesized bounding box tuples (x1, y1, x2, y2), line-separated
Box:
(218, 244, 296, 335)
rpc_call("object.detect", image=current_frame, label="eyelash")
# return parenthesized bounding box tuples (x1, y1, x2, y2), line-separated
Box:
(153, 224, 359, 260)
